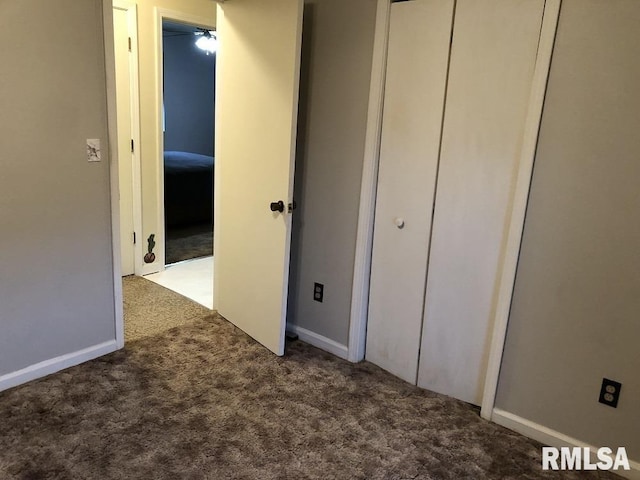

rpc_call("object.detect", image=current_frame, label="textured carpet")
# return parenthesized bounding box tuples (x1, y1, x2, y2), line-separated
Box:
(123, 275, 211, 342)
(0, 281, 620, 479)
(165, 223, 213, 265)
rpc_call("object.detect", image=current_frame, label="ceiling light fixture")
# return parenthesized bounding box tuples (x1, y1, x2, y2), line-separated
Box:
(195, 30, 217, 55)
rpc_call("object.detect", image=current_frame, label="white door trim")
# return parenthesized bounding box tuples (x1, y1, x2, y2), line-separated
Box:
(152, 8, 216, 274)
(103, 0, 125, 348)
(479, 0, 561, 419)
(107, 0, 143, 347)
(347, 0, 391, 363)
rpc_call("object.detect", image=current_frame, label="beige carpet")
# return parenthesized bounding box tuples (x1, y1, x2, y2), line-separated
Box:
(0, 278, 620, 479)
(123, 275, 210, 341)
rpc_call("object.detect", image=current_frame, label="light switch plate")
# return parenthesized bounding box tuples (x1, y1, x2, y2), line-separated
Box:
(87, 139, 101, 162)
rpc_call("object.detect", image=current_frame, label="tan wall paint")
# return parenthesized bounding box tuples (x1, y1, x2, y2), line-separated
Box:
(496, 0, 640, 461)
(287, 0, 377, 345)
(0, 0, 115, 375)
(134, 0, 215, 270)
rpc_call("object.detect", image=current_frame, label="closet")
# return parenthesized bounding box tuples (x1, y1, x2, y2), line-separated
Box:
(366, 0, 545, 405)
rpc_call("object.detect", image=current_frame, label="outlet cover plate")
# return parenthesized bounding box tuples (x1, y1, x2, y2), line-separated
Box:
(599, 378, 622, 408)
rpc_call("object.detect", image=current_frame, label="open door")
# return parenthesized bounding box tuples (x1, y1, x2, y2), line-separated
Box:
(214, 0, 303, 355)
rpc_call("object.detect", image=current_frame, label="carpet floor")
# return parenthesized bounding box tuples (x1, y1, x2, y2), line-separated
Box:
(165, 223, 213, 265)
(123, 275, 211, 342)
(0, 279, 619, 480)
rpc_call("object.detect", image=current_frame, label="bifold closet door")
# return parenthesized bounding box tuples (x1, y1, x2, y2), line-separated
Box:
(417, 0, 544, 404)
(365, 0, 454, 383)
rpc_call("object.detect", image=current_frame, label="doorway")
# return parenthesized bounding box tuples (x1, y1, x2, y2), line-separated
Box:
(161, 20, 216, 267)
(143, 14, 216, 310)
(108, 0, 309, 355)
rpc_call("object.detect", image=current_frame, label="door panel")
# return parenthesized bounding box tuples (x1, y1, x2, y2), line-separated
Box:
(417, 0, 544, 404)
(113, 7, 135, 276)
(214, 0, 303, 355)
(365, 0, 454, 383)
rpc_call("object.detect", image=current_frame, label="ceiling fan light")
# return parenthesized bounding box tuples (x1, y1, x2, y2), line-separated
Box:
(195, 33, 217, 54)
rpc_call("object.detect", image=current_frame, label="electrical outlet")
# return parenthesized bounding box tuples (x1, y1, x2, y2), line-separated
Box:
(313, 282, 324, 302)
(599, 378, 622, 408)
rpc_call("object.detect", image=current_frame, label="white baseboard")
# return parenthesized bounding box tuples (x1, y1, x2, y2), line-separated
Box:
(0, 340, 120, 393)
(286, 325, 349, 360)
(492, 408, 640, 480)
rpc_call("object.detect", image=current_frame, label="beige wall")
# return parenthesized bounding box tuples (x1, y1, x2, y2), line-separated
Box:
(496, 0, 640, 461)
(287, 0, 377, 345)
(134, 0, 215, 270)
(0, 0, 115, 375)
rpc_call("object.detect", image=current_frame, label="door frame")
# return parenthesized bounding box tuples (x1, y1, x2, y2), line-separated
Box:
(347, 0, 391, 363)
(104, 0, 143, 348)
(349, 0, 561, 416)
(479, 0, 561, 419)
(104, 1, 121, 348)
(153, 7, 216, 272)
(113, 0, 144, 277)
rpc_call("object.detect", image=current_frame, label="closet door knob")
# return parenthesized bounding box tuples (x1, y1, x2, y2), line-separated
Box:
(394, 217, 405, 229)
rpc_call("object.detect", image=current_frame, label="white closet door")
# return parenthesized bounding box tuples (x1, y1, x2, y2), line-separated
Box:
(418, 0, 544, 404)
(365, 0, 454, 383)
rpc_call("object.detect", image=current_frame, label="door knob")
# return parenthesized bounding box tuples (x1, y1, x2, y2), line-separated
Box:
(270, 200, 285, 213)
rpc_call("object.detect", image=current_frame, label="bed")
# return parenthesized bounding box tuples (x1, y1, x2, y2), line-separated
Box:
(164, 151, 214, 229)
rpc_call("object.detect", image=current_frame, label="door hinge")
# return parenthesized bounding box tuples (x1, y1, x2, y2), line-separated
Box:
(133, 232, 136, 244)
(131, 139, 134, 153)
(128, 37, 132, 52)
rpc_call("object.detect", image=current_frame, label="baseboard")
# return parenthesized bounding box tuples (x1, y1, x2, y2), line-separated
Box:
(0, 340, 119, 393)
(492, 408, 640, 479)
(286, 325, 349, 360)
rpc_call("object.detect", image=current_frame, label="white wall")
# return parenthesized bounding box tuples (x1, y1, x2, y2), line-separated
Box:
(287, 0, 377, 346)
(0, 0, 117, 382)
(496, 0, 640, 461)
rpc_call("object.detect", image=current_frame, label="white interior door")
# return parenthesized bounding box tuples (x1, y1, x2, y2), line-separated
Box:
(214, 0, 303, 355)
(113, 6, 135, 276)
(365, 0, 454, 383)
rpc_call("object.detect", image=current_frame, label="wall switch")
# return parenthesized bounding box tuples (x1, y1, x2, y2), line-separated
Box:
(87, 139, 101, 162)
(313, 282, 324, 302)
(599, 378, 622, 408)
